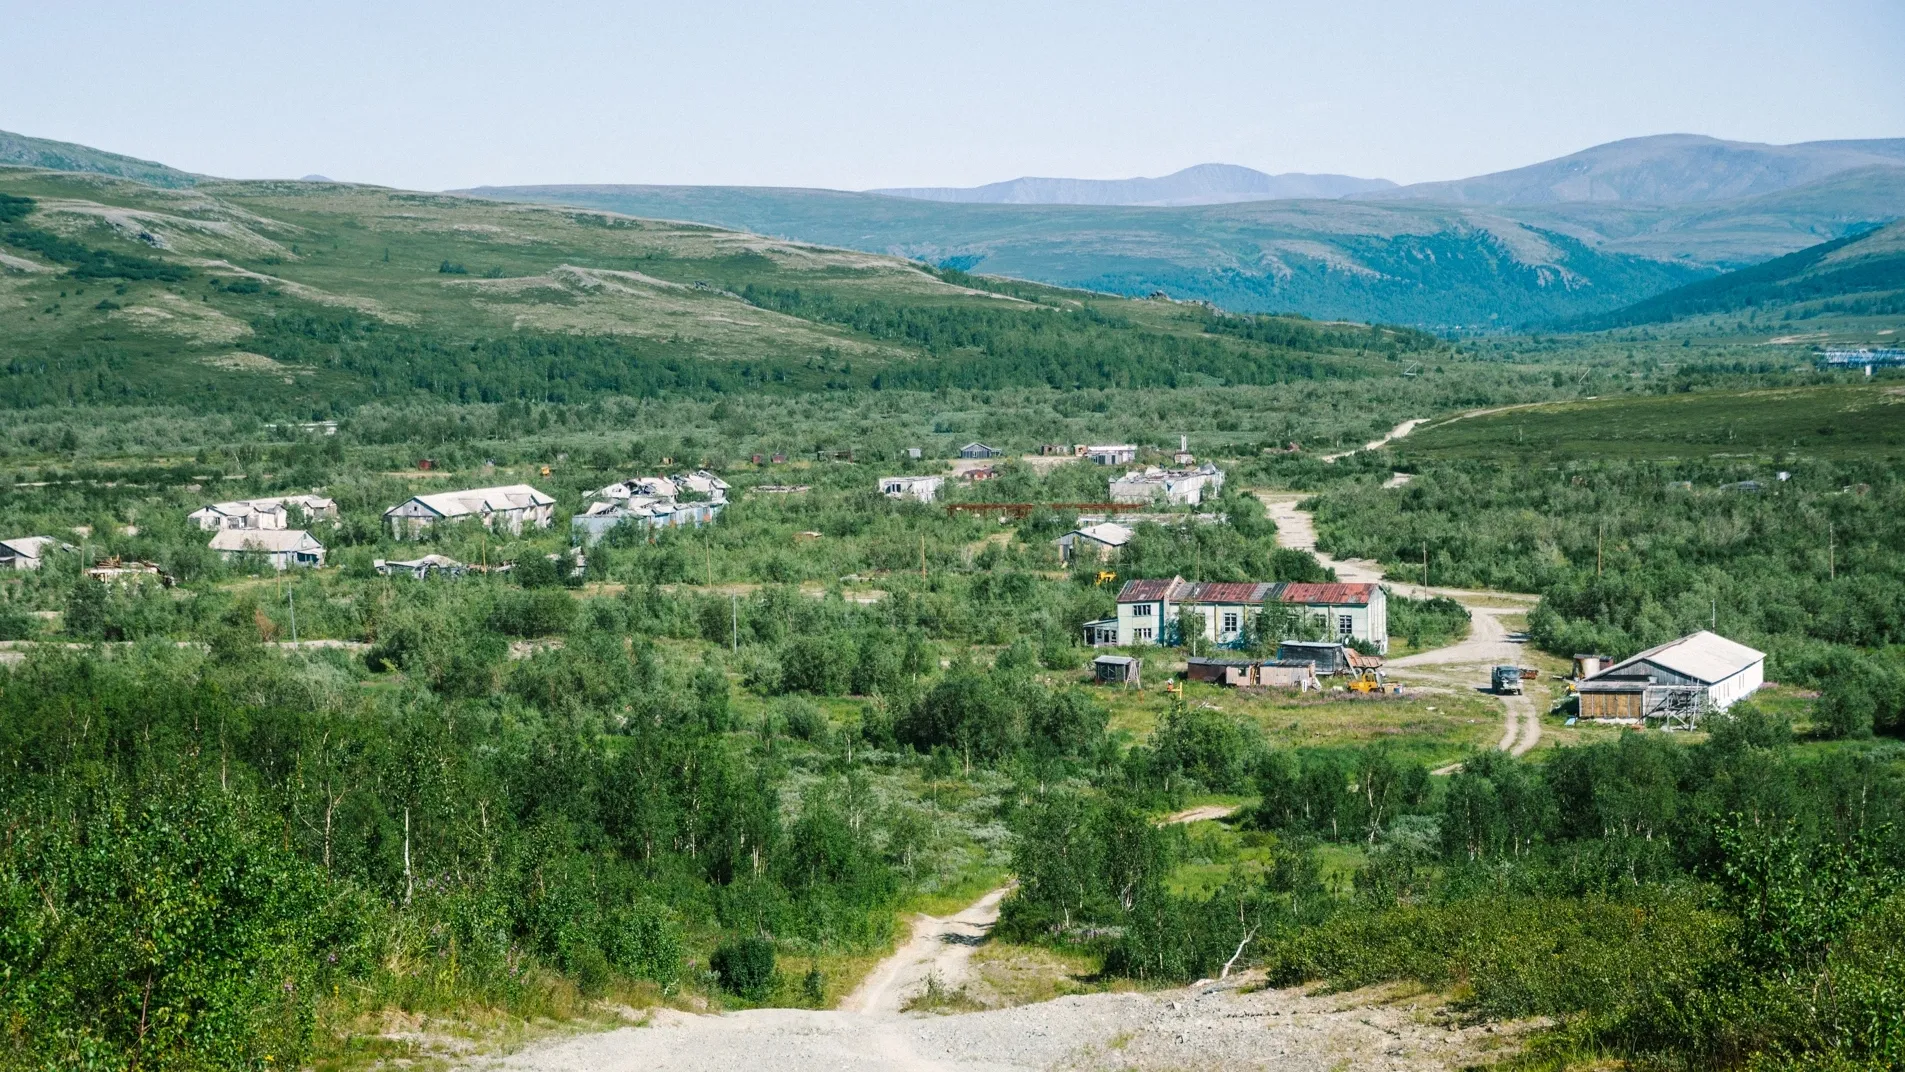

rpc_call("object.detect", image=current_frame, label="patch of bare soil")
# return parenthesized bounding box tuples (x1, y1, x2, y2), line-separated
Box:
(470, 975, 1537, 1072)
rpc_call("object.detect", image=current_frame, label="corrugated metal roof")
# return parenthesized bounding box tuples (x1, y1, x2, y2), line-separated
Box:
(1184, 581, 1273, 604)
(1591, 631, 1764, 686)
(404, 484, 555, 519)
(209, 528, 322, 553)
(1116, 577, 1185, 602)
(1269, 582, 1377, 605)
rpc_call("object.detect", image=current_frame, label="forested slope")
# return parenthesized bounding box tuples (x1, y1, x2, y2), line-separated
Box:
(0, 169, 1426, 413)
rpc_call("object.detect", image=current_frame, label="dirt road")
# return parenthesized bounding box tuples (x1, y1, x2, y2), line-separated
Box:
(843, 806, 1237, 1016)
(840, 885, 1013, 1015)
(1322, 417, 1428, 461)
(1258, 492, 1542, 758)
(476, 973, 1530, 1072)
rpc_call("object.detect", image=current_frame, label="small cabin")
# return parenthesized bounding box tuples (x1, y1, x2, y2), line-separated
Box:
(1093, 655, 1141, 687)
(959, 442, 1003, 459)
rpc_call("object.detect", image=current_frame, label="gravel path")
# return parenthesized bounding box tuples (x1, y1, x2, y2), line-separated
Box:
(1322, 417, 1428, 461)
(841, 885, 1014, 1014)
(1257, 493, 1543, 761)
(472, 973, 1532, 1072)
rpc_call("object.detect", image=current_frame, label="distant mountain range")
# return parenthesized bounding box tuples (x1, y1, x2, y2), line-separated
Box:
(872, 163, 1396, 206)
(5, 125, 1902, 329)
(873, 135, 1905, 208)
(1363, 133, 1905, 205)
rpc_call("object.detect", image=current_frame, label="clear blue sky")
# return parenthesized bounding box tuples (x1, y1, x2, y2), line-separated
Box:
(3, 0, 1900, 191)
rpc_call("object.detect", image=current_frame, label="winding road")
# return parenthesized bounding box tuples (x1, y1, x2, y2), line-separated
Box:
(1257, 490, 1543, 759)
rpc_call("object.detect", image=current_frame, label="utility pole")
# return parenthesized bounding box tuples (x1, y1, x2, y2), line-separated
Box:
(1828, 524, 1835, 581)
(731, 593, 739, 651)
(1422, 542, 1428, 589)
(1597, 526, 1604, 578)
(287, 588, 298, 645)
(705, 543, 712, 587)
(1711, 598, 1716, 631)
(919, 534, 927, 578)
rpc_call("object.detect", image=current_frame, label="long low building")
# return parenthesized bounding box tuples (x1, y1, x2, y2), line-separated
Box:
(385, 485, 555, 538)
(1577, 631, 1765, 728)
(209, 528, 326, 570)
(1109, 464, 1225, 506)
(1105, 576, 1388, 652)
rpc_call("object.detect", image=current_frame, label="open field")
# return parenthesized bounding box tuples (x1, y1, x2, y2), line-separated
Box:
(1401, 382, 1905, 461)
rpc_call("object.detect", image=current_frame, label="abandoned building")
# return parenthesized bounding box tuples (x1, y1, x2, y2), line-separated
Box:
(1109, 464, 1225, 506)
(189, 494, 338, 532)
(208, 528, 327, 570)
(879, 475, 945, 503)
(1056, 521, 1133, 564)
(384, 485, 556, 538)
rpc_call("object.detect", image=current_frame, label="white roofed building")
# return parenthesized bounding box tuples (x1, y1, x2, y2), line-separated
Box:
(385, 485, 555, 538)
(189, 494, 338, 532)
(1577, 631, 1766, 728)
(880, 475, 945, 503)
(209, 528, 326, 570)
(1056, 521, 1132, 563)
(0, 536, 68, 571)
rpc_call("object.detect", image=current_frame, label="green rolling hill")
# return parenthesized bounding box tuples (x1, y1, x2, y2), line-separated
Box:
(0, 167, 1424, 414)
(1579, 218, 1905, 328)
(0, 129, 203, 189)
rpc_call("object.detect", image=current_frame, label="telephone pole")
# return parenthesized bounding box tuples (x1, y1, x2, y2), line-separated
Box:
(287, 588, 298, 645)
(731, 593, 739, 651)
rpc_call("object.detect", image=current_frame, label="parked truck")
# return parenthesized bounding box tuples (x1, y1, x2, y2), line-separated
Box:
(1492, 665, 1525, 695)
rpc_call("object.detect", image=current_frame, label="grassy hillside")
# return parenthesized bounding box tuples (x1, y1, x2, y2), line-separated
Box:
(0, 168, 1435, 414)
(465, 183, 1723, 329)
(1398, 383, 1905, 462)
(1578, 219, 1905, 329)
(0, 128, 202, 188)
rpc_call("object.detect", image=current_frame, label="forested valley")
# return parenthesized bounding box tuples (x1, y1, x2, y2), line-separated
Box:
(0, 160, 1901, 1072)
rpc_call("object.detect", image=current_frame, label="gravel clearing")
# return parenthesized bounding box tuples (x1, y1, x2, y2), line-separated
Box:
(469, 974, 1532, 1071)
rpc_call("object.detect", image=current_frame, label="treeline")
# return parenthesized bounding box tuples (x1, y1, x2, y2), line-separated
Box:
(737, 284, 1360, 389)
(1002, 706, 1905, 1068)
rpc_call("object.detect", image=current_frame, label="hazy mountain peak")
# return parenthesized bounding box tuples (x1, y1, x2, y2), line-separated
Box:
(1359, 133, 1905, 205)
(870, 163, 1397, 207)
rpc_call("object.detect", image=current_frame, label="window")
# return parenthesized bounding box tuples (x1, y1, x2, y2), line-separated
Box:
(1132, 603, 1153, 617)
(1135, 627, 1153, 642)
(1338, 615, 1354, 636)
(1223, 612, 1240, 633)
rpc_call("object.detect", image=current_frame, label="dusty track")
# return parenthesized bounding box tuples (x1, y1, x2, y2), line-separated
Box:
(1257, 492, 1542, 759)
(840, 885, 1014, 1015)
(476, 973, 1531, 1072)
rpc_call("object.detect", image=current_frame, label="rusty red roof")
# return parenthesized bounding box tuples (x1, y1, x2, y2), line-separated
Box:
(1184, 581, 1275, 604)
(1268, 582, 1377, 605)
(1116, 577, 1185, 602)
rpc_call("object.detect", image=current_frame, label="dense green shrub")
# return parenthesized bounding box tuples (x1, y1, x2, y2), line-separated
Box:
(710, 937, 776, 999)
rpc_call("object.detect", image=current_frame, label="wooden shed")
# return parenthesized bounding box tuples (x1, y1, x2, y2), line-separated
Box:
(1093, 655, 1141, 688)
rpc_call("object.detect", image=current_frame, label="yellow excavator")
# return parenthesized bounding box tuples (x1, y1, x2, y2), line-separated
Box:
(1095, 570, 1117, 586)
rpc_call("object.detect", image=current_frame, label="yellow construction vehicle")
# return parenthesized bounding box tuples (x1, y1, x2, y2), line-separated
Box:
(1095, 570, 1117, 586)
(1347, 669, 1387, 694)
